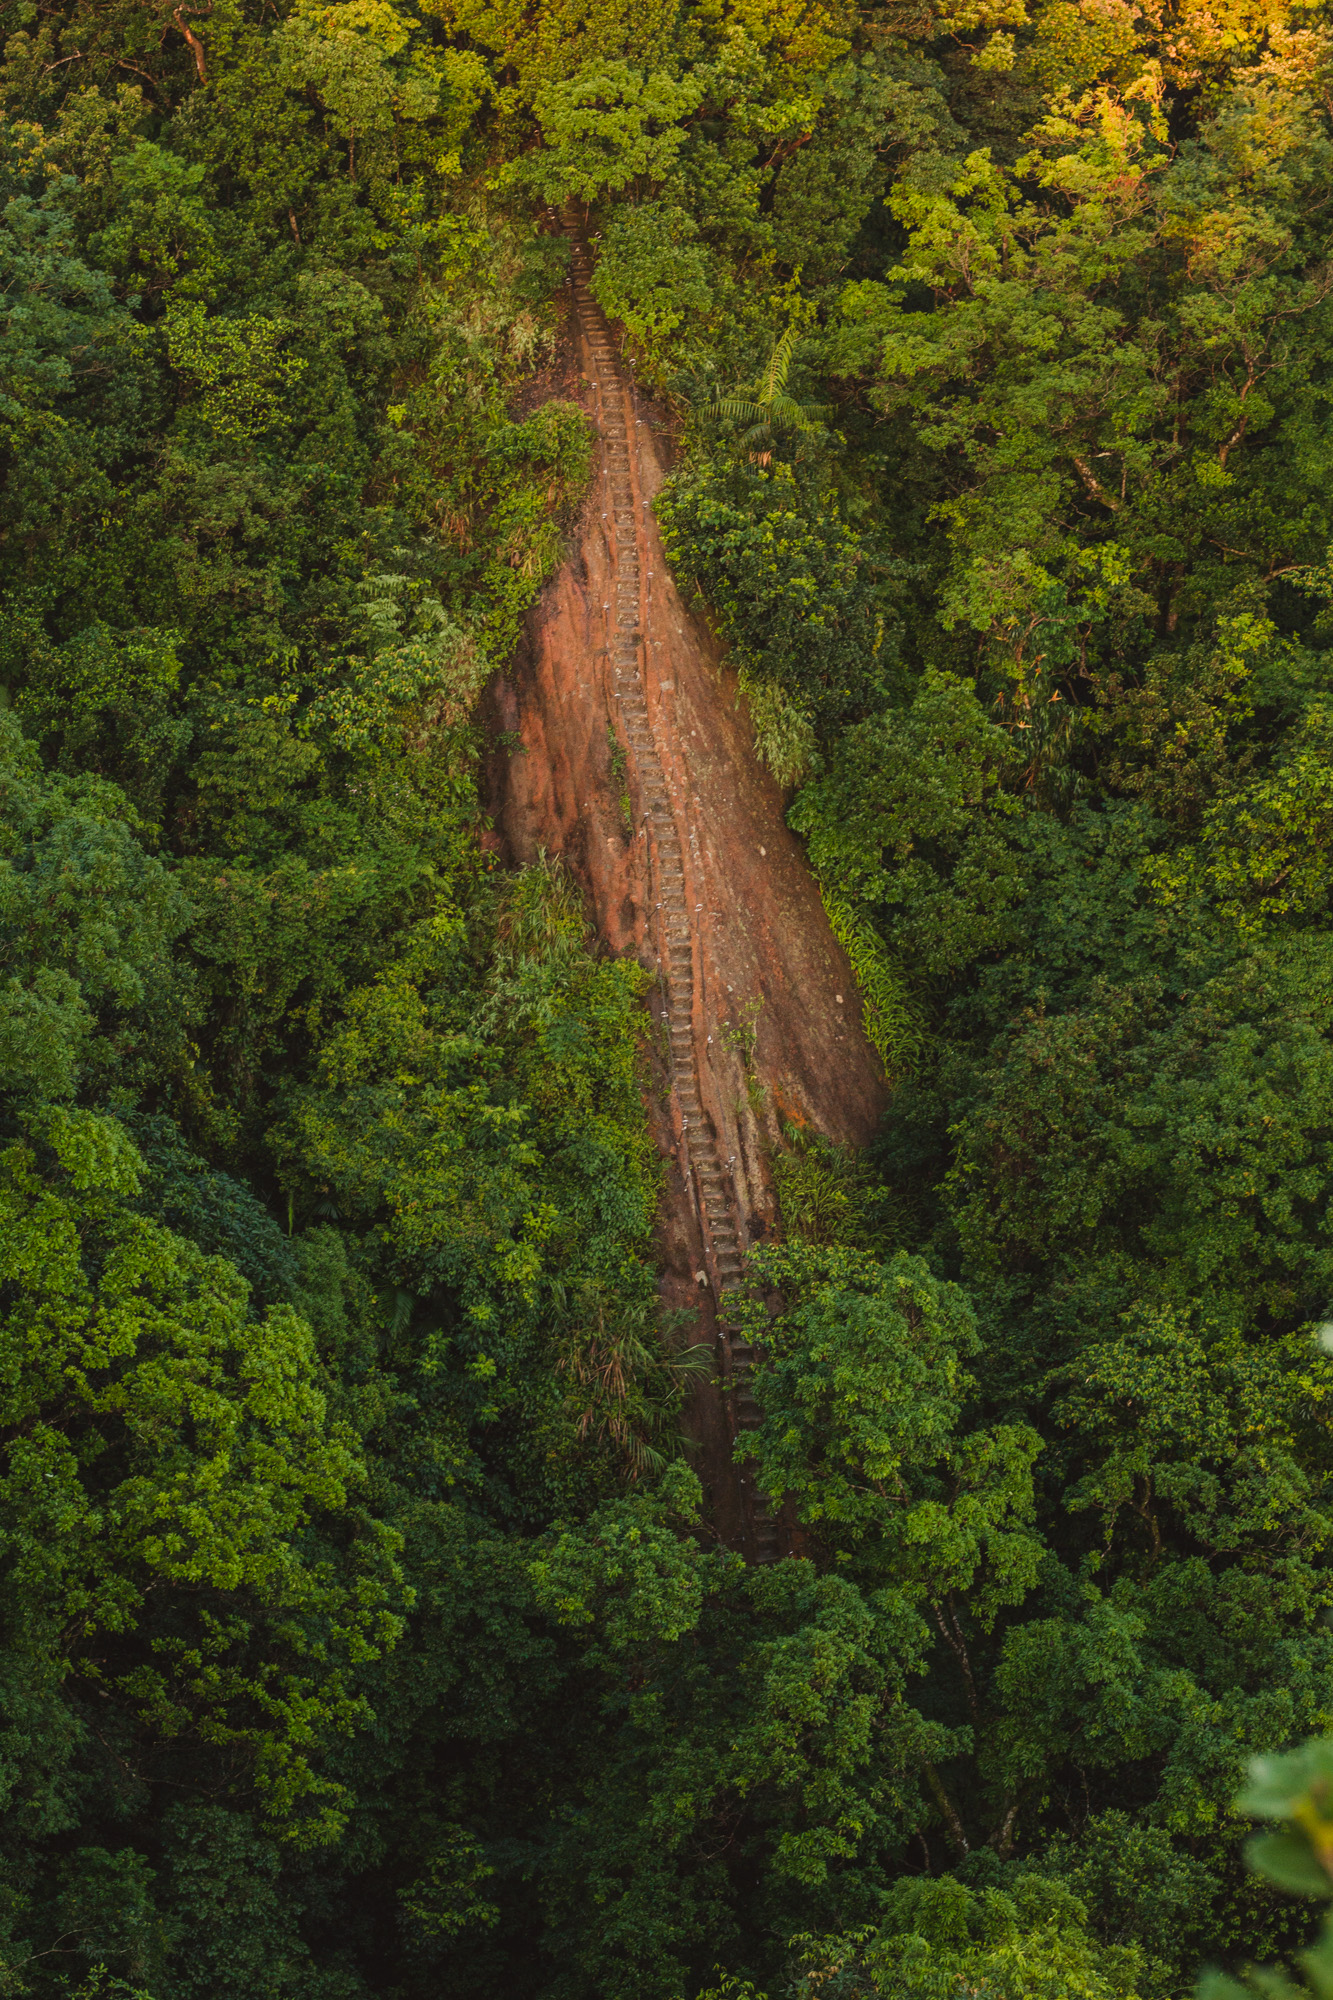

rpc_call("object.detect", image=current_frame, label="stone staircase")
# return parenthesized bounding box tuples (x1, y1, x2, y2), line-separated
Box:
(566, 224, 780, 1565)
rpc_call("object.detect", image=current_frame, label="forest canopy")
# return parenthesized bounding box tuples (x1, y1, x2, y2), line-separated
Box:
(1, 0, 1333, 1993)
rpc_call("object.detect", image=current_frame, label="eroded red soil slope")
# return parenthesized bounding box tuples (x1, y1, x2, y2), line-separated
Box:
(485, 242, 888, 1556)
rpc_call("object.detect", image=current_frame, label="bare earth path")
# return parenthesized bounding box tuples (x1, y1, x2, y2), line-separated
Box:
(486, 227, 889, 1559)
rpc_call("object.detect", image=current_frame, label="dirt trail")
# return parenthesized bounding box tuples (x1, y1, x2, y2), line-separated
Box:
(486, 227, 889, 1559)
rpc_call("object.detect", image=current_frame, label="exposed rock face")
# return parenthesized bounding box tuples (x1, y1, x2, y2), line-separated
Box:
(484, 252, 888, 1557)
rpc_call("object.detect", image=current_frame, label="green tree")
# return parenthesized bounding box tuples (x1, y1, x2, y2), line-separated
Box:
(529, 63, 705, 204)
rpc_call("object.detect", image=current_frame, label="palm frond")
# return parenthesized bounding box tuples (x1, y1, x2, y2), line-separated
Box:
(711, 395, 768, 424)
(707, 324, 829, 452)
(760, 322, 801, 404)
(767, 393, 832, 434)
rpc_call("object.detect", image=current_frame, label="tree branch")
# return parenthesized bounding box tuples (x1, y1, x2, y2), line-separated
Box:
(1072, 454, 1121, 512)
(988, 1796, 1021, 1859)
(922, 1760, 969, 1859)
(171, 1, 211, 81)
(932, 1597, 982, 1729)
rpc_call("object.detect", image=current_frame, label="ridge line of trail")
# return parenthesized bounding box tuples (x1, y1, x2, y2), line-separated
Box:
(566, 222, 781, 1565)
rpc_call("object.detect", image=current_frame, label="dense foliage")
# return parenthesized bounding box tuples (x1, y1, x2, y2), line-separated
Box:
(2, 0, 1333, 1994)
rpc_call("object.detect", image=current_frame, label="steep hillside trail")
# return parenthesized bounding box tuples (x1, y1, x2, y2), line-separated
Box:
(486, 218, 889, 1560)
